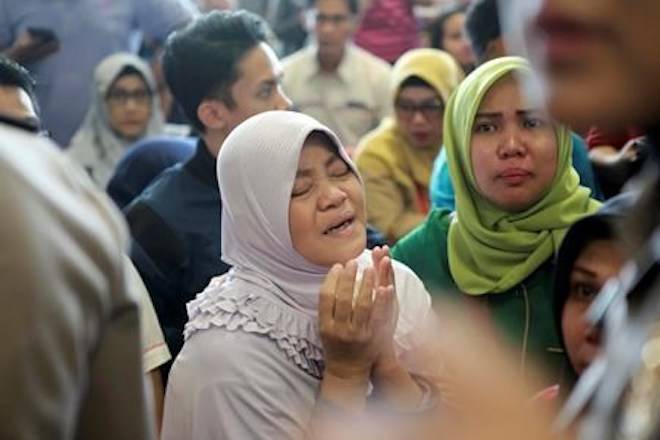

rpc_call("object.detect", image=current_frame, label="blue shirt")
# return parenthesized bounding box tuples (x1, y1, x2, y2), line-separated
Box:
(429, 132, 604, 210)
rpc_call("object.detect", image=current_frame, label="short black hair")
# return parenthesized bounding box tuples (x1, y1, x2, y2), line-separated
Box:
(428, 4, 468, 51)
(465, 0, 501, 61)
(0, 56, 39, 116)
(162, 10, 269, 132)
(314, 0, 359, 15)
(399, 75, 433, 91)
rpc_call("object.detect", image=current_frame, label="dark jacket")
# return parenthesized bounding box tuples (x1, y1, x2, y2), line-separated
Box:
(392, 208, 571, 385)
(125, 140, 229, 378)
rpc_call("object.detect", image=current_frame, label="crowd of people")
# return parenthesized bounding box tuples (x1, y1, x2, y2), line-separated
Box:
(1, 0, 659, 439)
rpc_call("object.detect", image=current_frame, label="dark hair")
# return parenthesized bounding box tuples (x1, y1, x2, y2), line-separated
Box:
(162, 10, 268, 132)
(314, 0, 359, 15)
(0, 55, 39, 116)
(428, 4, 468, 51)
(304, 130, 340, 153)
(399, 75, 433, 91)
(465, 0, 501, 61)
(109, 65, 150, 93)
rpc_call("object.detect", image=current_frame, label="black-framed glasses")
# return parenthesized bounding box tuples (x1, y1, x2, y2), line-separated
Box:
(394, 100, 444, 120)
(314, 12, 351, 26)
(106, 89, 152, 106)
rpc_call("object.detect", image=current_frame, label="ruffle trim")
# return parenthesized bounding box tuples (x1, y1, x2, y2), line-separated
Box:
(184, 279, 325, 379)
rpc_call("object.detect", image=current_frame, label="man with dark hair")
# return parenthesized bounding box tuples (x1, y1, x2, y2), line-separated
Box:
(464, 0, 504, 64)
(282, 0, 391, 150)
(0, 55, 40, 131)
(125, 10, 291, 378)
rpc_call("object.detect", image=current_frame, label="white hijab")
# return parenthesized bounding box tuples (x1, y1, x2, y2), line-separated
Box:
(185, 111, 431, 378)
(68, 53, 165, 188)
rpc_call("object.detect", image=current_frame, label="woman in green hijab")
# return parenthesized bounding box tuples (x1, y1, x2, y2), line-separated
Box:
(391, 57, 601, 384)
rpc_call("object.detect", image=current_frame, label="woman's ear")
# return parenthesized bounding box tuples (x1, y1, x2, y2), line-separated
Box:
(197, 99, 230, 132)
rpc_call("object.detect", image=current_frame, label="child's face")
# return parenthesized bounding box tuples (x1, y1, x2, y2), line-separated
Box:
(562, 239, 626, 375)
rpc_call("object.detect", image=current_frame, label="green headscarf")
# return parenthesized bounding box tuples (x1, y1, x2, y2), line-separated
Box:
(445, 57, 601, 295)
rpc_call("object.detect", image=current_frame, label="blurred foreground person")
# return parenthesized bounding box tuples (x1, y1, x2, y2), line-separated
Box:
(0, 123, 153, 439)
(506, 0, 660, 438)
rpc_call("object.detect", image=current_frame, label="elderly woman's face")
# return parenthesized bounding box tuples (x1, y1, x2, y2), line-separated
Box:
(105, 73, 152, 141)
(289, 136, 367, 267)
(514, 0, 660, 129)
(470, 76, 558, 212)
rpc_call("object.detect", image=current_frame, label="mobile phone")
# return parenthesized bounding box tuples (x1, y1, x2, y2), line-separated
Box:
(26, 27, 57, 43)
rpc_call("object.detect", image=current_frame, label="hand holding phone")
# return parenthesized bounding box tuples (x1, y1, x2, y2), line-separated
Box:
(26, 27, 58, 44)
(6, 28, 59, 63)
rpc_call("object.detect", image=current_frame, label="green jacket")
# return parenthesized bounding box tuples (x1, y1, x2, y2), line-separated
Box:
(391, 208, 573, 384)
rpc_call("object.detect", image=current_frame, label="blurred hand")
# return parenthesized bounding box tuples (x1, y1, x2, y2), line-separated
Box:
(617, 137, 642, 162)
(5, 31, 59, 64)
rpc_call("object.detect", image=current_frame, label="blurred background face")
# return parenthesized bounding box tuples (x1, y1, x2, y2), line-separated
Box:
(562, 239, 626, 375)
(470, 75, 558, 212)
(394, 84, 444, 149)
(105, 73, 152, 141)
(314, 0, 354, 64)
(289, 137, 366, 267)
(512, 0, 660, 129)
(441, 12, 476, 69)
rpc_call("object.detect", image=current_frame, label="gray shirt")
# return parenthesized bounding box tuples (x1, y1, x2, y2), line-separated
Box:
(162, 328, 318, 440)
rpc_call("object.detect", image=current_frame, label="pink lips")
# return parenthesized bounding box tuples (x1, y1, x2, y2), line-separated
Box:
(498, 168, 532, 185)
(323, 212, 356, 236)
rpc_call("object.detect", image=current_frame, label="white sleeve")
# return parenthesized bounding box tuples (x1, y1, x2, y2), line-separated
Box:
(392, 260, 433, 353)
(124, 257, 171, 373)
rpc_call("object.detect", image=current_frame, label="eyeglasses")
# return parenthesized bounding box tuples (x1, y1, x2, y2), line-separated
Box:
(106, 89, 152, 106)
(394, 100, 444, 120)
(314, 12, 350, 26)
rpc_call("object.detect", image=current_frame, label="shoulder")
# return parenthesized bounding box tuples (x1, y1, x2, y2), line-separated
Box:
(393, 209, 452, 255)
(391, 209, 454, 292)
(355, 122, 397, 163)
(165, 328, 316, 440)
(351, 45, 392, 75)
(124, 163, 190, 233)
(174, 328, 305, 385)
(282, 47, 315, 81)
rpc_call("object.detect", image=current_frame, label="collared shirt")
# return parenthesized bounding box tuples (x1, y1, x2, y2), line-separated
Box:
(282, 44, 392, 148)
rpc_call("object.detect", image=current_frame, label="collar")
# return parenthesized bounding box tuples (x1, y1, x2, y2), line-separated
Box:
(306, 44, 355, 83)
(184, 138, 218, 190)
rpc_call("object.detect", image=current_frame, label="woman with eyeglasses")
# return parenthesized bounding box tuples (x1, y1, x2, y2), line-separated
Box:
(354, 49, 463, 243)
(68, 53, 165, 188)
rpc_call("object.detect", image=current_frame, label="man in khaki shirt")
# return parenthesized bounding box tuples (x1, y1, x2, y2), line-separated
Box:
(0, 121, 153, 439)
(282, 0, 392, 151)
